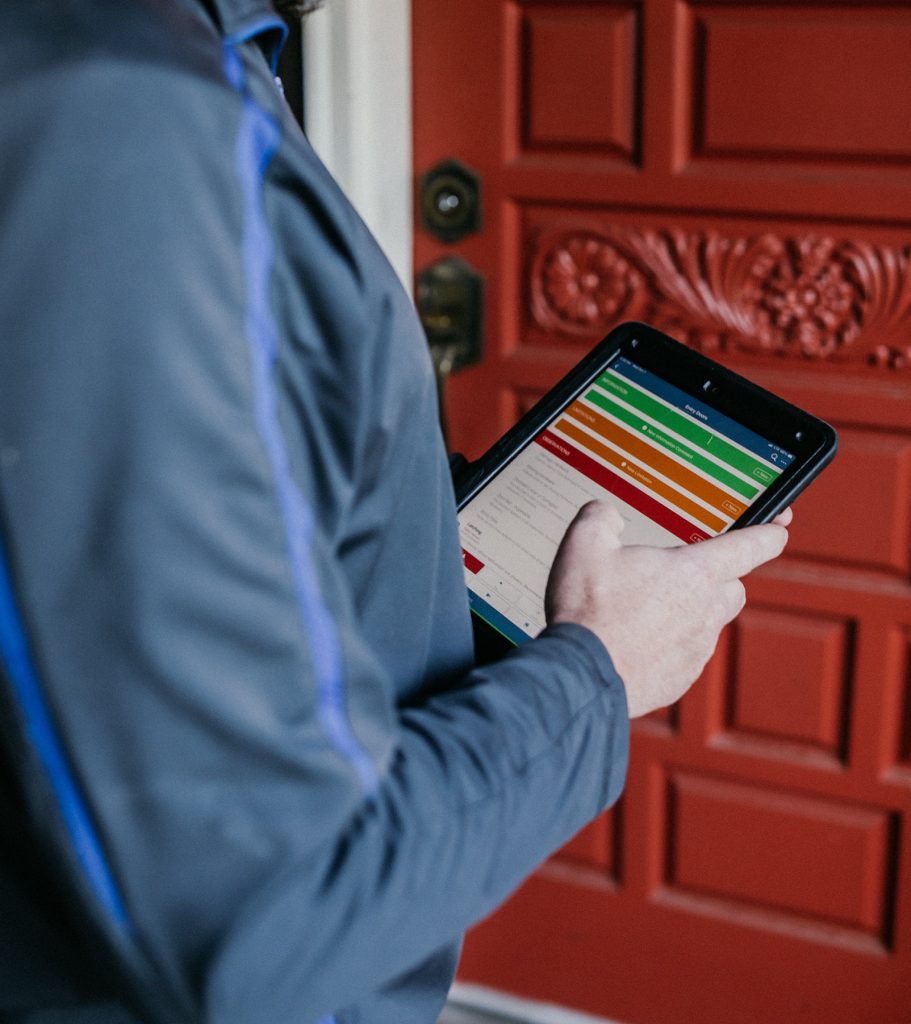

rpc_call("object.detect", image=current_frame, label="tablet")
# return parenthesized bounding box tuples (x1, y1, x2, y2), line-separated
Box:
(455, 322, 837, 660)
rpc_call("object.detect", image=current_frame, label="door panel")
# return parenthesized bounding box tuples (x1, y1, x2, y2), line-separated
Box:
(413, 2, 911, 1020)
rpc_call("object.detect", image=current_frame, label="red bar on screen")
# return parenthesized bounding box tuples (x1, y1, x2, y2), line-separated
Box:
(535, 431, 710, 544)
(462, 549, 485, 574)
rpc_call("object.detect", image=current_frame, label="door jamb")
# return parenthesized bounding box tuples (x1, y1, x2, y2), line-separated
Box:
(302, 0, 413, 291)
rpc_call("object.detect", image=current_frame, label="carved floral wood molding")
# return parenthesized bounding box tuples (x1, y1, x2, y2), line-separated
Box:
(529, 227, 911, 368)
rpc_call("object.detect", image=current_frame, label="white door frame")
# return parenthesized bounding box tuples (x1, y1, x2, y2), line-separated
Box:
(302, 0, 413, 291)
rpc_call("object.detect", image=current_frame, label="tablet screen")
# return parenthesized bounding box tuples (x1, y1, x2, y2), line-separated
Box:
(458, 355, 795, 646)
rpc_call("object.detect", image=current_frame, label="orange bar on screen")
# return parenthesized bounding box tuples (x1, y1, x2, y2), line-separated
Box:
(556, 417, 728, 534)
(564, 401, 746, 519)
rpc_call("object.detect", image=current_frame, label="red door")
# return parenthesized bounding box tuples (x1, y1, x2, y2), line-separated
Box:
(413, 2, 911, 1022)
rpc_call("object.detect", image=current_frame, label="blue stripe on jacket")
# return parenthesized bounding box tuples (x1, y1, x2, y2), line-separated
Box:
(222, 37, 379, 800)
(0, 538, 132, 934)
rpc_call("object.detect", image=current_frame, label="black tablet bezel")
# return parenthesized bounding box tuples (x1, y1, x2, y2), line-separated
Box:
(455, 322, 838, 660)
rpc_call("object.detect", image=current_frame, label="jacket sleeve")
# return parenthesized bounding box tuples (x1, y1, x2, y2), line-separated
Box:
(0, 50, 629, 1023)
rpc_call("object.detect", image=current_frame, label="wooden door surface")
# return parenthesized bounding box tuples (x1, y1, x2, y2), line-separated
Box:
(413, 2, 911, 1022)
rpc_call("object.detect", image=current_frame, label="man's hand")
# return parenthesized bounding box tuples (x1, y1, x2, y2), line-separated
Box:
(544, 501, 790, 718)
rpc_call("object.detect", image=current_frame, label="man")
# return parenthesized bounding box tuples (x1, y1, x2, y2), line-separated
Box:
(0, 1, 789, 1022)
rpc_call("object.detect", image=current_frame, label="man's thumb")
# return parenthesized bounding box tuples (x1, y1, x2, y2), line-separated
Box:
(570, 501, 625, 548)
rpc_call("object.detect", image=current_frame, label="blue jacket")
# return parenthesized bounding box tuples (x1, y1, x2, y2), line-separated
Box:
(0, 1, 629, 1021)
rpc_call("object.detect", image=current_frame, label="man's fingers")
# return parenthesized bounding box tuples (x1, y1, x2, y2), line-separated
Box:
(772, 507, 793, 527)
(688, 523, 788, 581)
(720, 578, 747, 623)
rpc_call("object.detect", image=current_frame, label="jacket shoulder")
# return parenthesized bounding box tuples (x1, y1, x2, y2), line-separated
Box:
(0, 0, 238, 171)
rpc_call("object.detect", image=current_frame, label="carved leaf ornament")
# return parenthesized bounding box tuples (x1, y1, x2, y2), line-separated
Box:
(530, 228, 911, 368)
